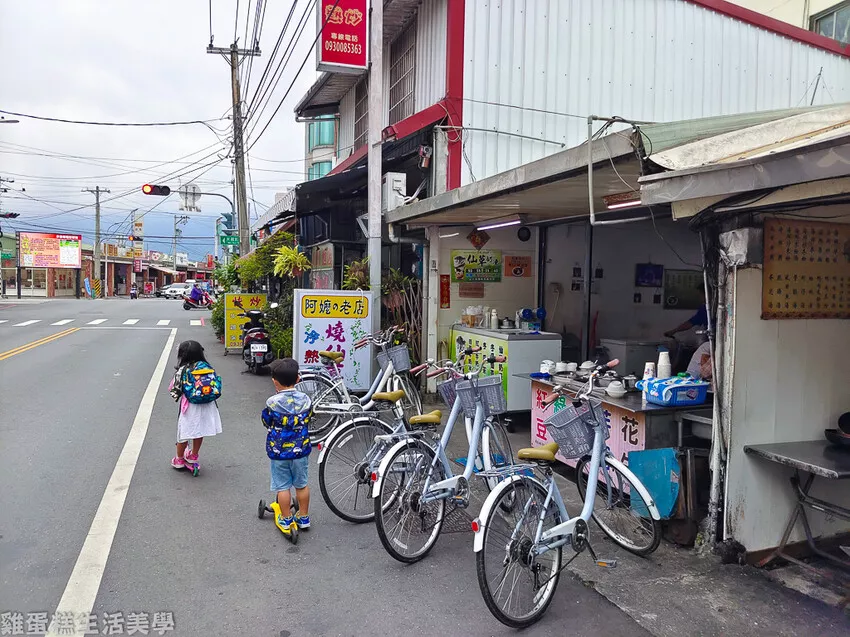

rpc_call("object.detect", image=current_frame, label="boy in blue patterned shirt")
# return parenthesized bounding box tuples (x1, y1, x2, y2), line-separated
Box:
(262, 358, 312, 535)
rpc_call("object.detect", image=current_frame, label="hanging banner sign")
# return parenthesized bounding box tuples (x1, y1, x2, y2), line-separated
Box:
(317, 0, 368, 74)
(294, 289, 373, 391)
(450, 249, 502, 283)
(18, 232, 82, 269)
(439, 274, 451, 309)
(133, 258, 142, 273)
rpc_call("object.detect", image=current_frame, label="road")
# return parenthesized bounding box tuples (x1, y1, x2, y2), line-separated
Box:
(0, 297, 648, 636)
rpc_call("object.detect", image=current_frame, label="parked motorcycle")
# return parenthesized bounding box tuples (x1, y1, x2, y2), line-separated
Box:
(240, 303, 278, 374)
(182, 293, 213, 310)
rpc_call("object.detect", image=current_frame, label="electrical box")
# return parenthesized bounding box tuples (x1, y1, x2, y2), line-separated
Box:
(382, 172, 407, 213)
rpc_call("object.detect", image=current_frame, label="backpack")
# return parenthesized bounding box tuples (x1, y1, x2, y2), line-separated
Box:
(263, 391, 312, 460)
(182, 361, 222, 404)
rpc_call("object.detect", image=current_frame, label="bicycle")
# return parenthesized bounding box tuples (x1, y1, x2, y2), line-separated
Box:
(316, 346, 486, 524)
(296, 327, 422, 438)
(371, 354, 514, 564)
(472, 359, 662, 628)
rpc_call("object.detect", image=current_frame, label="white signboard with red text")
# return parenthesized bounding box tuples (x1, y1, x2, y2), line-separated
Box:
(317, 0, 368, 74)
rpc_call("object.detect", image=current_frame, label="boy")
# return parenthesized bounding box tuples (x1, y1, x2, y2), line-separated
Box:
(262, 358, 312, 535)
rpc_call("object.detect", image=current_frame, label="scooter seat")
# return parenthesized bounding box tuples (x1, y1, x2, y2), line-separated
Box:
(409, 410, 442, 426)
(372, 389, 406, 403)
(319, 351, 345, 362)
(517, 442, 560, 463)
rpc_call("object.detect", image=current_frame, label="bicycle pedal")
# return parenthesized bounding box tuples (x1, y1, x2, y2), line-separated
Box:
(451, 495, 469, 508)
(595, 559, 617, 569)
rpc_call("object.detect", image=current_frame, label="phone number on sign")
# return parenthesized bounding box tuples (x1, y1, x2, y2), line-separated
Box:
(325, 40, 363, 54)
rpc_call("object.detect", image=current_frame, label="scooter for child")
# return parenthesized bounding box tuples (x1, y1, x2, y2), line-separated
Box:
(258, 496, 300, 544)
(182, 449, 200, 476)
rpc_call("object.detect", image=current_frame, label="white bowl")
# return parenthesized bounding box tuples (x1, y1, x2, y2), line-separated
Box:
(580, 360, 595, 370)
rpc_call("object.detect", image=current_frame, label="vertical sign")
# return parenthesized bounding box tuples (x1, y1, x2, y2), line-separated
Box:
(133, 258, 142, 273)
(293, 289, 372, 391)
(439, 274, 451, 309)
(224, 293, 267, 351)
(317, 0, 368, 74)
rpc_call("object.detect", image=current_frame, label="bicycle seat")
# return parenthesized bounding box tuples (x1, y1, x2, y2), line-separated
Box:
(319, 351, 345, 362)
(517, 442, 560, 463)
(372, 389, 406, 403)
(409, 410, 442, 426)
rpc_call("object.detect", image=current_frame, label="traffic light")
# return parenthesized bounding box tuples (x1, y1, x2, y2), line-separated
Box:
(221, 213, 235, 230)
(141, 184, 171, 196)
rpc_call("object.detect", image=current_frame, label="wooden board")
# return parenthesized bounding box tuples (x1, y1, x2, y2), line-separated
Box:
(762, 218, 850, 320)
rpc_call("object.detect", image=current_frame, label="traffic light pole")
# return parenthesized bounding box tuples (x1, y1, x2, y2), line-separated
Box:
(207, 43, 259, 258)
(83, 186, 110, 297)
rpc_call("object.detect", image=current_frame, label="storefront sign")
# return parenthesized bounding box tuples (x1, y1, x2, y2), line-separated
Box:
(143, 282, 153, 296)
(133, 246, 144, 258)
(504, 255, 532, 277)
(530, 380, 646, 468)
(458, 282, 485, 298)
(312, 242, 334, 270)
(206, 254, 214, 268)
(293, 289, 373, 390)
(18, 232, 82, 269)
(310, 269, 335, 290)
(224, 293, 267, 350)
(133, 258, 142, 273)
(450, 249, 502, 283)
(439, 274, 451, 309)
(176, 252, 189, 267)
(317, 0, 368, 74)
(133, 218, 144, 239)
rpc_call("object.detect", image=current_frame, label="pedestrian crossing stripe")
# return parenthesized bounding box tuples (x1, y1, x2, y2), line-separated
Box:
(190, 319, 202, 326)
(87, 319, 108, 325)
(1, 318, 206, 327)
(52, 319, 75, 326)
(14, 320, 40, 326)
(157, 319, 171, 326)
(0, 320, 7, 324)
(123, 319, 139, 325)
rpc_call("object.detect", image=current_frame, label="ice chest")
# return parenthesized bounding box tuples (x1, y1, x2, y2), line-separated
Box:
(636, 376, 709, 407)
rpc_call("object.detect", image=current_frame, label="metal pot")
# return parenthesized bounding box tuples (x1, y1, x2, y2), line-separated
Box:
(500, 318, 515, 329)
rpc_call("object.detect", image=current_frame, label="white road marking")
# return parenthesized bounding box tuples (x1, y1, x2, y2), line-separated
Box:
(51, 319, 75, 326)
(156, 319, 170, 326)
(190, 319, 202, 326)
(122, 319, 139, 325)
(86, 319, 108, 325)
(13, 320, 40, 326)
(46, 328, 177, 637)
(0, 320, 7, 324)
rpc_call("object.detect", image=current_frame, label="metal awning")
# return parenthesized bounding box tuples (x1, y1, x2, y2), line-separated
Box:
(148, 264, 177, 275)
(386, 131, 641, 227)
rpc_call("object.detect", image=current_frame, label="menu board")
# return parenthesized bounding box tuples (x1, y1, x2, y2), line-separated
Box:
(18, 232, 82, 269)
(762, 218, 850, 319)
(450, 249, 502, 282)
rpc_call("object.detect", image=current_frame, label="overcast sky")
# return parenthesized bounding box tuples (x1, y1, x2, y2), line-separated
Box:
(0, 0, 318, 259)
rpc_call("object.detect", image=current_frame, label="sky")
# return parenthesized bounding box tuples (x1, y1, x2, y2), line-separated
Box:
(0, 0, 319, 260)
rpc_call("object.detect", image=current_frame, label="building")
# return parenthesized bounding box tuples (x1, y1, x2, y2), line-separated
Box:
(305, 115, 337, 181)
(728, 0, 850, 43)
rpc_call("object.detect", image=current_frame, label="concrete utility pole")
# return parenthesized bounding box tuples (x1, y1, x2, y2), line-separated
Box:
(207, 41, 260, 258)
(367, 0, 384, 334)
(173, 215, 189, 283)
(83, 186, 110, 297)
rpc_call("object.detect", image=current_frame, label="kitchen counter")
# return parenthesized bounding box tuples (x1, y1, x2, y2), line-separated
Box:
(452, 325, 561, 341)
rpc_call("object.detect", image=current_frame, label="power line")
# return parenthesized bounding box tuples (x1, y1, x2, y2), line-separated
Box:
(0, 108, 227, 129)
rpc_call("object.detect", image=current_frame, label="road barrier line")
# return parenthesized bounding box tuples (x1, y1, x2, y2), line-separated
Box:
(46, 328, 178, 637)
(0, 327, 79, 361)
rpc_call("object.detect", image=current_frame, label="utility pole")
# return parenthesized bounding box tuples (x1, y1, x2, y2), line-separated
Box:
(83, 186, 110, 296)
(207, 40, 260, 258)
(173, 215, 189, 283)
(367, 0, 384, 334)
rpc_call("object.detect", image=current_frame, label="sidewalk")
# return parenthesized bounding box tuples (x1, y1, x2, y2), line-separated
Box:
(428, 397, 850, 636)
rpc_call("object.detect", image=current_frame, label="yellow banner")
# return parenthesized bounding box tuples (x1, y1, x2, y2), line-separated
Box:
(300, 294, 368, 318)
(224, 293, 267, 349)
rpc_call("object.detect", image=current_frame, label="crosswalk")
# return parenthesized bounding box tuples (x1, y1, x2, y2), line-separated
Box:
(0, 318, 205, 328)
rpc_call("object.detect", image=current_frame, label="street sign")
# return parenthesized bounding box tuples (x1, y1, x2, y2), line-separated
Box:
(220, 235, 240, 246)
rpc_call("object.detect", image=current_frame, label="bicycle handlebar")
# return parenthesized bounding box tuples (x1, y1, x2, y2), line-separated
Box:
(541, 359, 620, 407)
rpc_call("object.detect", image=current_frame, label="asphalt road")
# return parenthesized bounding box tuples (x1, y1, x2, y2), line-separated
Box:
(0, 298, 648, 636)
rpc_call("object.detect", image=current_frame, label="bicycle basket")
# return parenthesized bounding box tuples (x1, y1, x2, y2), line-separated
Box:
(456, 375, 507, 418)
(376, 344, 411, 373)
(437, 377, 458, 409)
(544, 397, 608, 459)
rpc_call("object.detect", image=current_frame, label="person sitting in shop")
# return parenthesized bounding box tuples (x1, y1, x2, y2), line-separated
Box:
(686, 340, 713, 383)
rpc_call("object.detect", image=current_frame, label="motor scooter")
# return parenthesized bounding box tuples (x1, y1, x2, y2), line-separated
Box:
(130, 284, 138, 300)
(182, 292, 213, 310)
(240, 303, 278, 374)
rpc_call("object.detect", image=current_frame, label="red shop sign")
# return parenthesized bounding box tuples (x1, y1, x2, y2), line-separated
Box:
(439, 274, 451, 309)
(317, 0, 368, 73)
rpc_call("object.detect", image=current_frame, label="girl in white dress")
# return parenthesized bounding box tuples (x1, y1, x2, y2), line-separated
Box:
(169, 340, 222, 469)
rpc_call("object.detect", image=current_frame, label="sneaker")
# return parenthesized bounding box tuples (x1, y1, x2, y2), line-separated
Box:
(277, 515, 295, 535)
(171, 456, 185, 469)
(184, 451, 199, 465)
(295, 513, 310, 529)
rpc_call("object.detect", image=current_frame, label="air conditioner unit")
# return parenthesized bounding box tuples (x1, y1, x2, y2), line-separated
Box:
(382, 172, 406, 213)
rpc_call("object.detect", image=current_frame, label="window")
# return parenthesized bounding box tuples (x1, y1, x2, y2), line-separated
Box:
(389, 22, 416, 124)
(308, 115, 335, 151)
(354, 79, 369, 148)
(308, 161, 332, 181)
(812, 2, 850, 44)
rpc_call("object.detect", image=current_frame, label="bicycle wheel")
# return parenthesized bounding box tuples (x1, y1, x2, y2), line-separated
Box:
(319, 417, 393, 523)
(374, 440, 446, 563)
(394, 373, 423, 422)
(480, 417, 515, 492)
(575, 456, 661, 556)
(296, 374, 344, 437)
(476, 476, 563, 629)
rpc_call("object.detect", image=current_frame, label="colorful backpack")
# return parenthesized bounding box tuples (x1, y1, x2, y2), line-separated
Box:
(182, 361, 222, 404)
(262, 391, 312, 460)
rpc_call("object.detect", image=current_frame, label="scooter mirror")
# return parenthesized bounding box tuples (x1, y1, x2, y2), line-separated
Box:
(269, 302, 279, 309)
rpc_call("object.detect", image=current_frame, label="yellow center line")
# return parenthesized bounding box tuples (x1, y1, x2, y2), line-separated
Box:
(0, 327, 80, 361)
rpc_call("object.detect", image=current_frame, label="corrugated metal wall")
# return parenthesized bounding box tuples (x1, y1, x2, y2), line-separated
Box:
(336, 0, 447, 155)
(463, 0, 850, 184)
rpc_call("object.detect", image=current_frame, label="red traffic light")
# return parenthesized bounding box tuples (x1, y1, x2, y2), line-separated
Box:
(141, 184, 170, 196)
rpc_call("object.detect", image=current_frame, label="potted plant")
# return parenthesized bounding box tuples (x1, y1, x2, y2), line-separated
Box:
(273, 245, 312, 278)
(341, 257, 370, 290)
(382, 268, 411, 310)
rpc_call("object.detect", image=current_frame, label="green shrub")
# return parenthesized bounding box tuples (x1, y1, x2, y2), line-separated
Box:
(264, 300, 293, 359)
(210, 298, 225, 337)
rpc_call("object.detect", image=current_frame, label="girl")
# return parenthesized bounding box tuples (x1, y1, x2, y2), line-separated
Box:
(169, 340, 222, 469)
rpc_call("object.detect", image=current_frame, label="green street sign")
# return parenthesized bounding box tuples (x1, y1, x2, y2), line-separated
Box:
(1, 251, 12, 260)
(220, 235, 240, 246)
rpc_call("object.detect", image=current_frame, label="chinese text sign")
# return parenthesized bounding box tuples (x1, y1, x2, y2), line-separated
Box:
(317, 0, 368, 73)
(224, 293, 267, 350)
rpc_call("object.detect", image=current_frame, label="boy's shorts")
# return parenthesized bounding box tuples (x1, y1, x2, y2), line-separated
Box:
(270, 456, 309, 491)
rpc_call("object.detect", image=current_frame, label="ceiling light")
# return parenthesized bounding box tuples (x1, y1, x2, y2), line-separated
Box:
(438, 231, 460, 238)
(476, 214, 524, 231)
(606, 199, 643, 210)
(602, 191, 641, 210)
